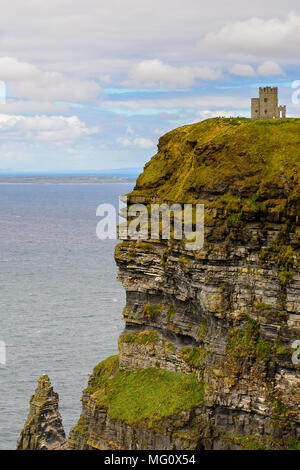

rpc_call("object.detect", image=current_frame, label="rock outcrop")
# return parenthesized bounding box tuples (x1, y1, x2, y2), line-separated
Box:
(17, 374, 67, 450)
(19, 118, 300, 450)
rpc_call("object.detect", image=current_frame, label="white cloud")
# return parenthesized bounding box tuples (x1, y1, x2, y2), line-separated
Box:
(99, 74, 112, 84)
(116, 136, 132, 147)
(132, 137, 155, 149)
(229, 61, 284, 77)
(127, 59, 221, 88)
(0, 57, 38, 80)
(230, 64, 255, 77)
(0, 114, 99, 142)
(257, 60, 284, 76)
(116, 128, 155, 149)
(0, 57, 101, 102)
(200, 12, 300, 58)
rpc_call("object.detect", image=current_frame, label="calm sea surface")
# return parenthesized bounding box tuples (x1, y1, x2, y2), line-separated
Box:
(0, 183, 133, 449)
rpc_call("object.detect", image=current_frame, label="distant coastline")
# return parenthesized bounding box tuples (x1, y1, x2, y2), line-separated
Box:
(0, 175, 136, 184)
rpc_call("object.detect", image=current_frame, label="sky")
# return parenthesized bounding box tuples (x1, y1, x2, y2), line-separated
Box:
(0, 0, 300, 172)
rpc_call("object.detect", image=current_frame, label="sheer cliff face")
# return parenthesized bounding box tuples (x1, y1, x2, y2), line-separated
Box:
(20, 118, 300, 450)
(68, 118, 300, 450)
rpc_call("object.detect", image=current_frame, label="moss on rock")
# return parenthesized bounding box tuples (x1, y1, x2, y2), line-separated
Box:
(86, 356, 205, 428)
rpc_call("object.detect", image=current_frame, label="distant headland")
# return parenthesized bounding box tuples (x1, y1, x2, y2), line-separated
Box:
(0, 175, 136, 184)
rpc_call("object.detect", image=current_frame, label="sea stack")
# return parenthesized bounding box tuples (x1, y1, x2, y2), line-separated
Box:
(17, 374, 67, 450)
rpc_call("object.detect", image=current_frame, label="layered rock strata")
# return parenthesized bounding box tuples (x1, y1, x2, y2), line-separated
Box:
(19, 118, 300, 450)
(17, 375, 67, 450)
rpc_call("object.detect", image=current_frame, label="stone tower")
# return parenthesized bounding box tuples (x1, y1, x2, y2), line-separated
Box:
(251, 87, 286, 119)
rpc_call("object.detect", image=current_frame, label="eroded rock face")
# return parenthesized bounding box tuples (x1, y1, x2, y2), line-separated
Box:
(18, 118, 300, 450)
(68, 118, 300, 450)
(17, 375, 67, 450)
(68, 234, 300, 450)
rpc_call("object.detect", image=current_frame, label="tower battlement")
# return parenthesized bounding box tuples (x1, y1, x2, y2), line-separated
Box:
(259, 86, 277, 94)
(251, 87, 286, 119)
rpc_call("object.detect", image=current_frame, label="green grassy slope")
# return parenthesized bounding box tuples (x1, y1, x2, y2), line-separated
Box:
(131, 118, 300, 209)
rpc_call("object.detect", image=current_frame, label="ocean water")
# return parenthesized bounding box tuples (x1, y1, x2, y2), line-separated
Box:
(0, 183, 133, 450)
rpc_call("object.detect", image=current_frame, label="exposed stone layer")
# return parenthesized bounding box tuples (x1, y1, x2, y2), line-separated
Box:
(68, 237, 300, 449)
(68, 118, 300, 450)
(17, 375, 67, 450)
(18, 118, 300, 450)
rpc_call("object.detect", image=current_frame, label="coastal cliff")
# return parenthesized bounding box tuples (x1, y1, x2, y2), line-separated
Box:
(19, 118, 300, 450)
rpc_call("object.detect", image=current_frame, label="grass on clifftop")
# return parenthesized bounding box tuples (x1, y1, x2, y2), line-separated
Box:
(85, 355, 204, 427)
(130, 117, 300, 205)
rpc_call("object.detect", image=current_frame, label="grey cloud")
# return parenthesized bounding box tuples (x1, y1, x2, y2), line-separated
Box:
(1, 1, 299, 73)
(101, 94, 250, 111)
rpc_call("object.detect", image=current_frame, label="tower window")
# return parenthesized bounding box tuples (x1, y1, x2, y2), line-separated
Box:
(265, 110, 267, 114)
(264, 98, 268, 103)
